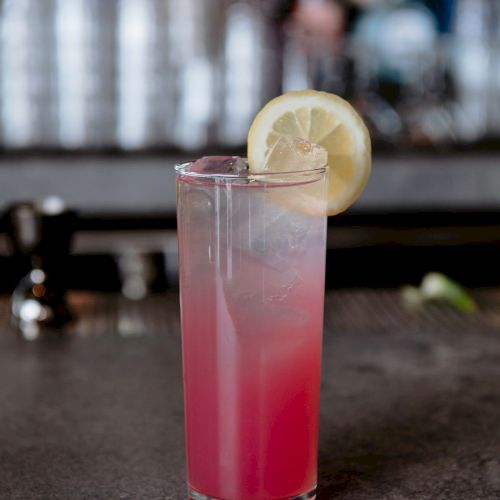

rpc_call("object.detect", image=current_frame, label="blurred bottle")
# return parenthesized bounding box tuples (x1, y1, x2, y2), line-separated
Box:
(56, 0, 118, 148)
(116, 248, 154, 300)
(354, 2, 439, 93)
(219, 0, 276, 145)
(450, 0, 492, 142)
(488, 0, 500, 136)
(351, 1, 442, 144)
(0, 0, 58, 148)
(166, 0, 223, 150)
(282, 0, 349, 95)
(0, 0, 286, 151)
(117, 0, 157, 149)
(6, 197, 76, 338)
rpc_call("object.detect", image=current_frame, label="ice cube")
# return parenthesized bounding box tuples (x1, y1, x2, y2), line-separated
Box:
(264, 135, 328, 172)
(190, 156, 247, 175)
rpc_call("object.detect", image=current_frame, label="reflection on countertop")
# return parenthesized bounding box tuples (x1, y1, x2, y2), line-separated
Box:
(1, 289, 500, 498)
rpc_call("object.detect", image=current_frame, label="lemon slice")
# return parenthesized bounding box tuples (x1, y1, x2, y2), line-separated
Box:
(247, 90, 371, 215)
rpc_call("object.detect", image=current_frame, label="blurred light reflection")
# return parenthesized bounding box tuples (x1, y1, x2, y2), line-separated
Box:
(0, 0, 497, 150)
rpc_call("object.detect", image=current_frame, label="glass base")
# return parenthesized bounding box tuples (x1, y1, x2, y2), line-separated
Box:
(189, 486, 316, 500)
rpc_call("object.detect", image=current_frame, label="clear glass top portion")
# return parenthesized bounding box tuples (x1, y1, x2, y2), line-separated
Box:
(175, 156, 327, 187)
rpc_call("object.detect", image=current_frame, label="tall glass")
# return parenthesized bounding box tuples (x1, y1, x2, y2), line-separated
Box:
(176, 159, 328, 500)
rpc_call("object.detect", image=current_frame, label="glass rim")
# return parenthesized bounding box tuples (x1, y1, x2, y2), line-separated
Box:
(174, 158, 328, 181)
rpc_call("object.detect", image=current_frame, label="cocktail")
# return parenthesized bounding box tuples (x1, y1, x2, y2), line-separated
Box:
(176, 90, 371, 499)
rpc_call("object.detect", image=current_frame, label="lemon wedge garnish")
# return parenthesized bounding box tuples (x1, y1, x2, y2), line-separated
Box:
(247, 90, 371, 215)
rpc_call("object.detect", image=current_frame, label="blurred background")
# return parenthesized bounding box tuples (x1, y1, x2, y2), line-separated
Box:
(0, 0, 499, 310)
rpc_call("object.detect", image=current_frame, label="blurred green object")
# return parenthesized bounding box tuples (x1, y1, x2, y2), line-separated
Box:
(402, 272, 478, 313)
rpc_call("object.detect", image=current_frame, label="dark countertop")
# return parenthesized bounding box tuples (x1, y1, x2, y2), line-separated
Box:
(1, 290, 500, 499)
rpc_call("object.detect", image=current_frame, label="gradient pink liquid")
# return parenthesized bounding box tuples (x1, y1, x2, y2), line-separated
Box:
(177, 169, 327, 499)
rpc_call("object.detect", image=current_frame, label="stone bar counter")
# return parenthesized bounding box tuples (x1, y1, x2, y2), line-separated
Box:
(0, 289, 500, 499)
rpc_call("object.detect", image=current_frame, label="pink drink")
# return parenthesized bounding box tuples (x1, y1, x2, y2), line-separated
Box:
(176, 158, 327, 500)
